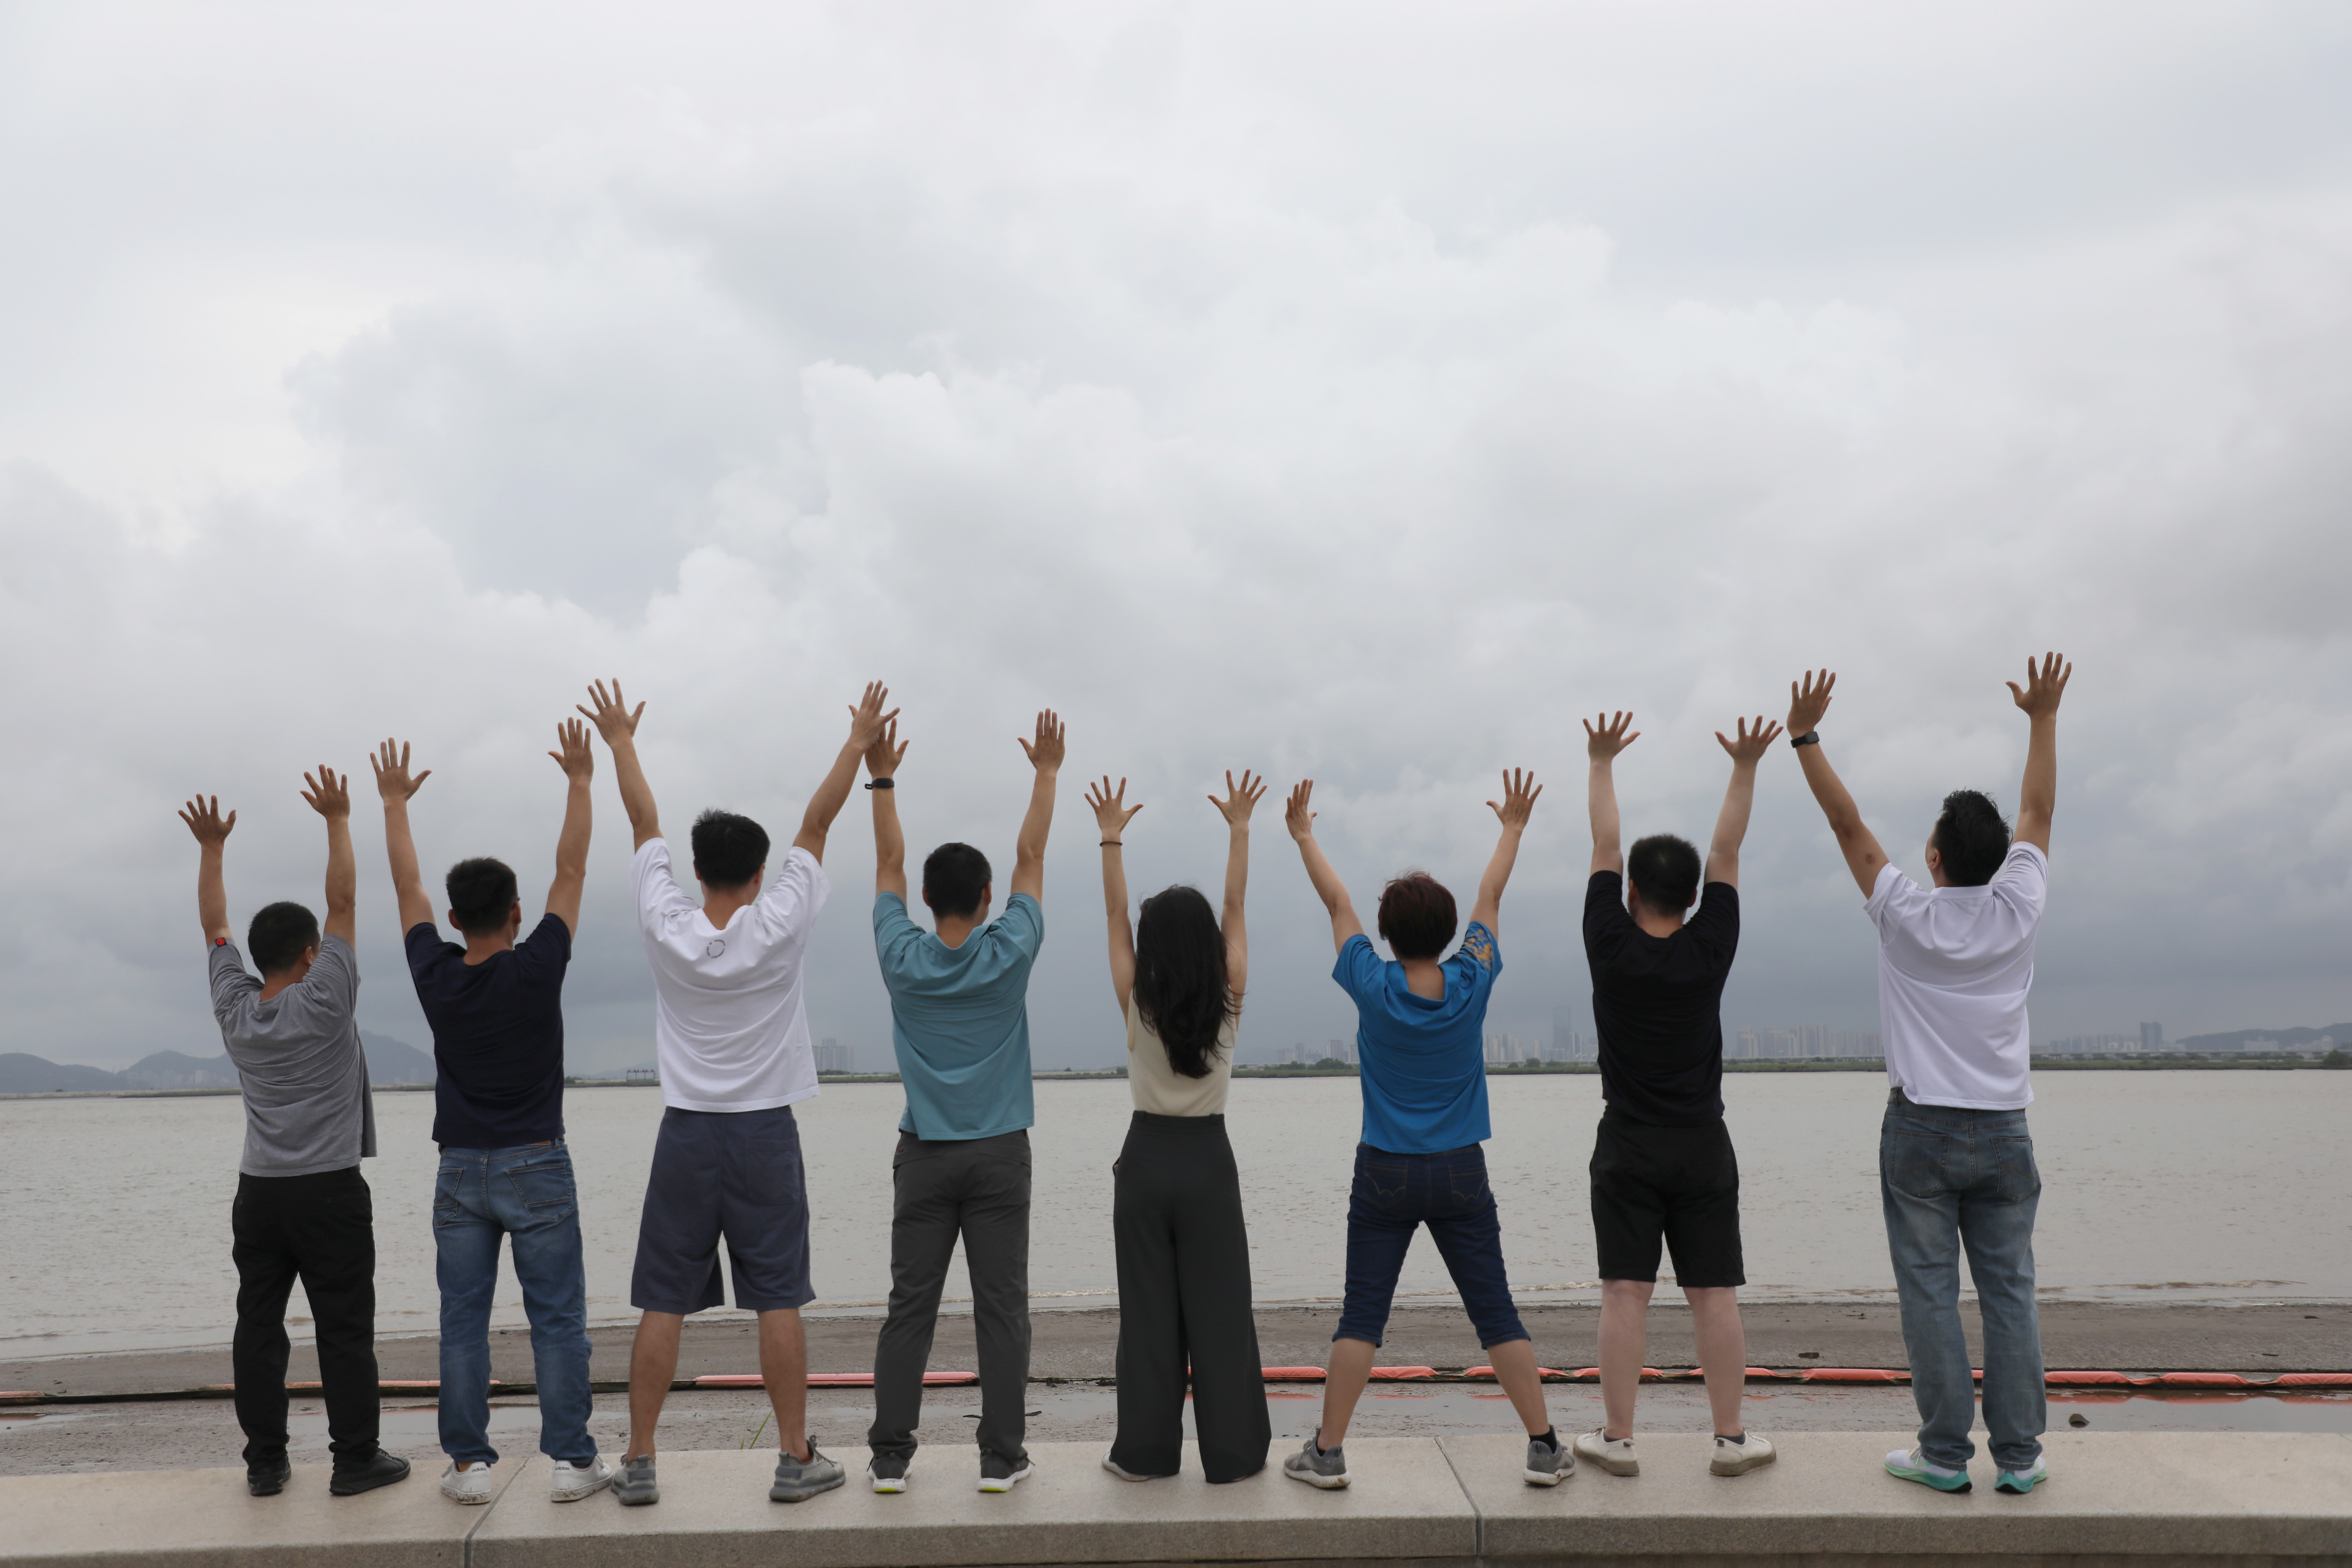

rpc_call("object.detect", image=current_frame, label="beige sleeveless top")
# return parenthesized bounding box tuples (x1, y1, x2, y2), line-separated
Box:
(1125, 995, 1237, 1116)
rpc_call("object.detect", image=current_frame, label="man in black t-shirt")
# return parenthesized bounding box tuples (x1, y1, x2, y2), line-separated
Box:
(1574, 710, 1780, 1482)
(373, 723, 613, 1508)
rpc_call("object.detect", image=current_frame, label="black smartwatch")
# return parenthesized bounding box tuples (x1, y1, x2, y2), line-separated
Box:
(1789, 731, 1820, 749)
(864, 777, 895, 790)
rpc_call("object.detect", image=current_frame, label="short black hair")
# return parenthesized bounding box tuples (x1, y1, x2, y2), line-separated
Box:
(1628, 833, 1701, 913)
(248, 901, 321, 975)
(1377, 871, 1457, 961)
(445, 857, 519, 937)
(691, 810, 769, 889)
(1933, 790, 2011, 886)
(922, 842, 993, 918)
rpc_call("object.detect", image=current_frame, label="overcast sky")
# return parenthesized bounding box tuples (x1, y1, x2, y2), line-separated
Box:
(5, 2, 2350, 1072)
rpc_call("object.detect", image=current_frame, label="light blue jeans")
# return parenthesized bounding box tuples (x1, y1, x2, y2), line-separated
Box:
(434, 1142, 595, 1466)
(1880, 1091, 2045, 1472)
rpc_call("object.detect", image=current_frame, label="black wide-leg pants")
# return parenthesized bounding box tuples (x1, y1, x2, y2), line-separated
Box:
(230, 1165, 383, 1468)
(1109, 1112, 1270, 1483)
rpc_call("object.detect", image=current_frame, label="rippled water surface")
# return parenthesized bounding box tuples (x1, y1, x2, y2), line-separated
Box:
(2, 1071, 2345, 1356)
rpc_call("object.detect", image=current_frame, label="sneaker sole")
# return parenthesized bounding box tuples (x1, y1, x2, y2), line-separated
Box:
(1522, 1466, 1571, 1486)
(771, 1473, 847, 1503)
(614, 1487, 659, 1506)
(1284, 1467, 1350, 1489)
(441, 1488, 495, 1505)
(1575, 1447, 1639, 1477)
(976, 1465, 1033, 1494)
(1886, 1463, 1971, 1494)
(870, 1476, 907, 1494)
(550, 1474, 612, 1503)
(1996, 1474, 2046, 1495)
(1712, 1452, 1776, 1476)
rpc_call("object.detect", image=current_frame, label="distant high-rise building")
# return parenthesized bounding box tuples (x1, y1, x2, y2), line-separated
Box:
(1549, 1007, 1595, 1062)
(1328, 1037, 1356, 1066)
(815, 1038, 857, 1074)
(2140, 1021, 2164, 1052)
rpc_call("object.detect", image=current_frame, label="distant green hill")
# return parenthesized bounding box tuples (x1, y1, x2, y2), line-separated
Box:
(1, 1032, 439, 1093)
(0, 1053, 123, 1093)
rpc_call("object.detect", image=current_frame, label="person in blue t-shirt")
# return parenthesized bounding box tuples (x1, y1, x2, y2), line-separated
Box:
(860, 707, 1063, 1495)
(1279, 769, 1571, 1492)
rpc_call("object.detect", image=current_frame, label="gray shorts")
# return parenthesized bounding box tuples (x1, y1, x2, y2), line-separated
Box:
(630, 1105, 813, 1314)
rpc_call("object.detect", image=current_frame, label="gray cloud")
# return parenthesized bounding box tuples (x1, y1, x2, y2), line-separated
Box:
(3, 2, 2350, 1071)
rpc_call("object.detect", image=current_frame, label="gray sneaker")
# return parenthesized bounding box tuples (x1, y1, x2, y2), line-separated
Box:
(613, 1453, 659, 1506)
(1523, 1432, 1575, 1486)
(771, 1441, 847, 1503)
(1282, 1436, 1349, 1489)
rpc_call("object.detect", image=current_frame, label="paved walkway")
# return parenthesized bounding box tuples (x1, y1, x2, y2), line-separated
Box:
(4, 1432, 2348, 1567)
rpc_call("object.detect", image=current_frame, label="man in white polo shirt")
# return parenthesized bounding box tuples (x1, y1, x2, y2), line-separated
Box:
(579, 677, 895, 1510)
(1785, 653, 2071, 1499)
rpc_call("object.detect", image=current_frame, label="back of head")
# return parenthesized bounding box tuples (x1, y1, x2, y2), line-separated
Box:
(1627, 834, 1702, 913)
(1133, 885, 1236, 1079)
(248, 901, 321, 976)
(691, 809, 770, 890)
(1933, 789, 2011, 886)
(445, 857, 519, 937)
(922, 842, 993, 919)
(1377, 871, 1457, 961)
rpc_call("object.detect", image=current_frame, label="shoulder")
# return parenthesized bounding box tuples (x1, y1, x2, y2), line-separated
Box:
(873, 890, 912, 925)
(1584, 872, 1627, 922)
(1455, 922, 1500, 975)
(519, 912, 573, 960)
(1865, 861, 1922, 919)
(1694, 881, 1740, 924)
(777, 845, 829, 889)
(208, 941, 256, 989)
(1333, 933, 1383, 989)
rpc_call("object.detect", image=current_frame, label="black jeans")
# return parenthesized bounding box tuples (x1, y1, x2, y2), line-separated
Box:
(1109, 1113, 1270, 1483)
(231, 1166, 382, 1468)
(868, 1131, 1031, 1465)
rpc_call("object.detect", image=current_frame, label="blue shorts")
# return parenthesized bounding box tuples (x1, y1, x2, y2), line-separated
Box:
(1334, 1142, 1527, 1350)
(630, 1105, 813, 1314)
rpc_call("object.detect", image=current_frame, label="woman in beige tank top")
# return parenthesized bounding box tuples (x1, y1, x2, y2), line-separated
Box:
(1083, 769, 1272, 1485)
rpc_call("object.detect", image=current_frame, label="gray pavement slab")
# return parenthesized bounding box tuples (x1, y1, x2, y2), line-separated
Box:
(1442, 1429, 2352, 1559)
(466, 1439, 1477, 1567)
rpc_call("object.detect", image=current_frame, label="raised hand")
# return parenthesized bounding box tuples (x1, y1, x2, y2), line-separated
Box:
(371, 739, 432, 802)
(1788, 669, 1836, 735)
(548, 718, 595, 783)
(1017, 709, 1067, 772)
(2007, 652, 2072, 719)
(178, 794, 236, 845)
(1285, 780, 1319, 842)
(577, 678, 645, 747)
(1486, 768, 1543, 831)
(1715, 715, 1784, 766)
(865, 714, 908, 780)
(846, 681, 898, 754)
(1584, 711, 1640, 761)
(1085, 776, 1145, 842)
(300, 765, 351, 820)
(1209, 769, 1267, 828)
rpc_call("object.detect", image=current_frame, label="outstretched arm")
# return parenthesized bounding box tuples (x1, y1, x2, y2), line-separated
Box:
(1009, 710, 1065, 904)
(370, 740, 437, 934)
(578, 680, 659, 850)
(1787, 670, 1888, 897)
(545, 720, 594, 933)
(1211, 770, 1267, 996)
(1468, 768, 1542, 935)
(1584, 712, 1638, 878)
(2007, 652, 2071, 856)
(795, 682, 897, 864)
(301, 765, 358, 948)
(867, 715, 909, 902)
(1086, 776, 1145, 1015)
(1705, 716, 1783, 889)
(1287, 781, 1366, 954)
(178, 795, 237, 944)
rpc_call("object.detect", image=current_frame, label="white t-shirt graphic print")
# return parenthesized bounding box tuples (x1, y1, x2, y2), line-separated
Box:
(632, 838, 829, 1113)
(1866, 840, 2047, 1111)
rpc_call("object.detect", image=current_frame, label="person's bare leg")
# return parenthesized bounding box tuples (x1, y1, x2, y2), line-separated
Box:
(626, 1310, 684, 1459)
(759, 1308, 811, 1459)
(1485, 1338, 1553, 1436)
(1684, 1287, 1747, 1436)
(1316, 1338, 1377, 1448)
(1597, 1278, 1654, 1439)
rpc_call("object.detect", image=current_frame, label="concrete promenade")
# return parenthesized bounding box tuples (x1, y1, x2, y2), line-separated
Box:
(4, 1432, 2348, 1568)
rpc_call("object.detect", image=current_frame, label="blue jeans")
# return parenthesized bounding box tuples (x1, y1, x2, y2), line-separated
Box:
(434, 1142, 595, 1466)
(1880, 1092, 2044, 1472)
(1335, 1143, 1527, 1349)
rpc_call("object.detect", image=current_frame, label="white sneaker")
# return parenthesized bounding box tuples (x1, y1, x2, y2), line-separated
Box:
(1573, 1428, 1639, 1476)
(1711, 1432, 1776, 1476)
(550, 1456, 615, 1502)
(439, 1461, 495, 1505)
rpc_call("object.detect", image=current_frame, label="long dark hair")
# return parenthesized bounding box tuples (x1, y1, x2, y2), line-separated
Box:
(1132, 884, 1238, 1079)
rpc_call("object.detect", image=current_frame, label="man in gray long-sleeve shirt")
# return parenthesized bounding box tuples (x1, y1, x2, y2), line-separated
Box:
(183, 768, 409, 1500)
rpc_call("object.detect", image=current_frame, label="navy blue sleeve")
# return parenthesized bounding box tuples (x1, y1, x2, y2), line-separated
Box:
(512, 912, 574, 985)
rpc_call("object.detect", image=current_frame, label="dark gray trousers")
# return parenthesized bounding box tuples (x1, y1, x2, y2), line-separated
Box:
(868, 1130, 1031, 1464)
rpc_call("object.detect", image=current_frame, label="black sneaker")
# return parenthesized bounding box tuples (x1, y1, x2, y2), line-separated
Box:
(976, 1450, 1033, 1493)
(246, 1458, 291, 1497)
(868, 1452, 910, 1494)
(329, 1450, 412, 1496)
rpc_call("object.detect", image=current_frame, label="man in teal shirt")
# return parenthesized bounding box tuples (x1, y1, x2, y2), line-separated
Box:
(861, 707, 1064, 1495)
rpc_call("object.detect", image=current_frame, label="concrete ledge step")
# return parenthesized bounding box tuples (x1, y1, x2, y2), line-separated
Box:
(3, 1432, 2347, 1567)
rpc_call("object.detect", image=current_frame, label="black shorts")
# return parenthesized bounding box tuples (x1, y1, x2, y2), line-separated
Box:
(631, 1104, 813, 1314)
(1588, 1111, 1744, 1288)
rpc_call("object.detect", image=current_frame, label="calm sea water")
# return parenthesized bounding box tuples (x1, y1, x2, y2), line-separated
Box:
(2, 1072, 2345, 1358)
